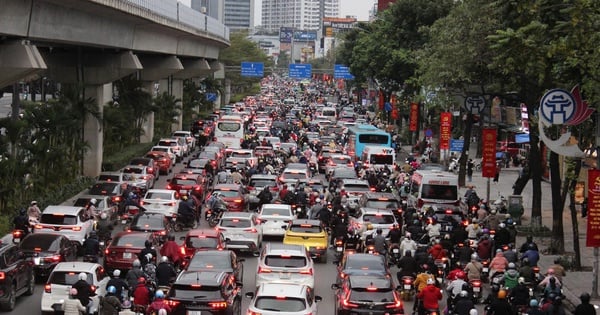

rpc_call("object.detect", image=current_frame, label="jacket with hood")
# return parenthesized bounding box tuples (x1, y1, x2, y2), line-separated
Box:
(490, 252, 508, 273)
(477, 238, 493, 260)
(417, 284, 442, 310)
(503, 269, 519, 289)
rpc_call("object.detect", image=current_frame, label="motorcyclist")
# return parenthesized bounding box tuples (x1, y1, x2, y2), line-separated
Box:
(440, 233, 454, 252)
(106, 269, 129, 302)
(397, 251, 418, 280)
(494, 223, 511, 252)
(399, 233, 418, 257)
(543, 277, 562, 298)
(309, 198, 324, 219)
(414, 264, 435, 293)
(27, 201, 41, 222)
(519, 235, 539, 253)
(453, 290, 475, 315)
(427, 239, 446, 260)
(455, 242, 473, 265)
(465, 219, 482, 240)
(488, 289, 513, 315)
(147, 291, 171, 315)
(96, 212, 113, 242)
(63, 288, 86, 315)
(425, 217, 441, 240)
(177, 195, 195, 224)
(510, 277, 531, 310)
(160, 235, 182, 267)
(539, 268, 562, 289)
(257, 186, 272, 207)
(137, 240, 157, 266)
(72, 272, 95, 314)
(417, 278, 442, 315)
(131, 277, 150, 308)
(446, 271, 468, 301)
(13, 208, 30, 236)
(125, 260, 145, 292)
(100, 285, 122, 315)
(482, 208, 501, 231)
(519, 257, 535, 283)
(84, 198, 97, 220)
(452, 225, 469, 246)
(330, 213, 348, 247)
(476, 234, 493, 260)
(447, 261, 465, 281)
(387, 223, 402, 245)
(372, 228, 387, 255)
(521, 243, 540, 266)
(155, 256, 177, 287)
(527, 299, 545, 315)
(82, 231, 100, 261)
(503, 262, 520, 289)
(207, 193, 227, 219)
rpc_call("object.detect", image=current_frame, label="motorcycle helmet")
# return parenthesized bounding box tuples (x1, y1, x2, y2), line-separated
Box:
(137, 277, 146, 284)
(459, 290, 468, 298)
(113, 269, 121, 277)
(497, 289, 507, 299)
(499, 223, 506, 229)
(181, 195, 188, 201)
(133, 259, 141, 268)
(581, 293, 591, 303)
(518, 277, 525, 285)
(522, 257, 530, 265)
(107, 286, 116, 294)
(78, 272, 87, 281)
(472, 218, 478, 223)
(529, 299, 539, 307)
(405, 232, 412, 239)
(145, 240, 152, 248)
(100, 212, 108, 220)
(155, 291, 165, 299)
(456, 271, 466, 280)
(90, 198, 97, 205)
(161, 256, 169, 263)
(31, 201, 38, 205)
(145, 253, 153, 262)
(89, 231, 97, 238)
(426, 278, 435, 285)
(376, 228, 383, 235)
(471, 253, 479, 261)
(19, 208, 26, 216)
(547, 268, 555, 275)
(508, 263, 516, 269)
(528, 243, 537, 250)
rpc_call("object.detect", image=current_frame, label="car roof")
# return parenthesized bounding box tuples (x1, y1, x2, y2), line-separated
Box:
(53, 262, 102, 273)
(264, 243, 307, 255)
(42, 206, 84, 215)
(261, 203, 292, 210)
(145, 189, 175, 194)
(214, 184, 241, 190)
(362, 192, 397, 199)
(175, 270, 227, 285)
(360, 208, 396, 215)
(256, 283, 308, 297)
(348, 275, 393, 288)
(220, 212, 254, 220)
(250, 174, 278, 180)
(346, 253, 386, 263)
(290, 219, 321, 226)
(186, 229, 220, 237)
(21, 232, 64, 242)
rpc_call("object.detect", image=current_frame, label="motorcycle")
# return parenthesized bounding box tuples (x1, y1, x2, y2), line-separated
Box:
(173, 213, 198, 232)
(481, 260, 490, 281)
(294, 204, 308, 219)
(469, 279, 483, 304)
(388, 244, 401, 267)
(434, 258, 449, 284)
(334, 237, 344, 261)
(11, 229, 26, 243)
(309, 162, 317, 175)
(399, 276, 415, 301)
(448, 158, 459, 173)
(83, 254, 99, 263)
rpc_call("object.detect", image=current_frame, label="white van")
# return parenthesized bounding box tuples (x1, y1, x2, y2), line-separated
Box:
(320, 106, 337, 121)
(361, 145, 396, 169)
(407, 170, 463, 211)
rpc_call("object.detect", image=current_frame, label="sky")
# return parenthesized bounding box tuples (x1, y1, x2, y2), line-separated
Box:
(179, 0, 376, 25)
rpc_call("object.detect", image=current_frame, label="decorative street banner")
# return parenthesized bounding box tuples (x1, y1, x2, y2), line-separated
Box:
(481, 128, 497, 178)
(439, 112, 452, 150)
(587, 169, 600, 247)
(378, 90, 384, 110)
(409, 103, 419, 131)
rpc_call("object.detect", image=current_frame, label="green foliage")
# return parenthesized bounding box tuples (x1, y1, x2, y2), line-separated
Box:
(153, 92, 181, 138)
(102, 142, 155, 171)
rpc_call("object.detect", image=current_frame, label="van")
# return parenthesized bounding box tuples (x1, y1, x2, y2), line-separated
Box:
(320, 106, 337, 120)
(407, 170, 462, 211)
(361, 145, 396, 169)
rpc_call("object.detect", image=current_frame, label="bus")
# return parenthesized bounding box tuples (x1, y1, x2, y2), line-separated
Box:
(361, 145, 396, 169)
(345, 124, 392, 160)
(214, 115, 245, 150)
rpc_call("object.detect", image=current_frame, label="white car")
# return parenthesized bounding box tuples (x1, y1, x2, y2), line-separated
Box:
(172, 130, 196, 150)
(255, 243, 315, 289)
(33, 206, 95, 248)
(41, 262, 109, 315)
(257, 204, 295, 237)
(279, 168, 310, 186)
(157, 138, 185, 161)
(141, 189, 180, 217)
(121, 164, 156, 191)
(340, 179, 371, 210)
(351, 208, 398, 239)
(245, 283, 322, 315)
(217, 212, 262, 255)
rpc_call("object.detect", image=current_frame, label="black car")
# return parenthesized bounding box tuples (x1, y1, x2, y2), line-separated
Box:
(336, 253, 390, 284)
(166, 271, 242, 315)
(185, 250, 244, 284)
(432, 207, 468, 233)
(0, 236, 35, 311)
(18, 233, 77, 278)
(332, 274, 404, 315)
(128, 212, 172, 244)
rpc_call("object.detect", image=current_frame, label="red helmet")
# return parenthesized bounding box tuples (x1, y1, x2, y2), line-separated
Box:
(456, 271, 466, 280)
(137, 277, 146, 284)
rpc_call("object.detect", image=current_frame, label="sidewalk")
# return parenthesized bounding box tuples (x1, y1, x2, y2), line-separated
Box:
(402, 145, 595, 313)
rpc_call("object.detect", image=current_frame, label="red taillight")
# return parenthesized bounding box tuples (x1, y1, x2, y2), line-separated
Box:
(0, 272, 5, 280)
(90, 285, 96, 293)
(72, 226, 81, 231)
(166, 184, 172, 190)
(386, 292, 403, 308)
(34, 224, 43, 229)
(159, 230, 166, 236)
(139, 201, 145, 206)
(104, 248, 109, 255)
(44, 284, 51, 293)
(148, 168, 154, 173)
(12, 230, 22, 238)
(180, 246, 186, 255)
(471, 280, 481, 287)
(244, 228, 257, 233)
(258, 267, 272, 273)
(299, 268, 313, 275)
(335, 240, 343, 246)
(532, 266, 540, 273)
(165, 299, 179, 307)
(113, 196, 122, 202)
(403, 278, 412, 284)
(233, 199, 243, 203)
(169, 202, 176, 207)
(209, 301, 228, 309)
(44, 255, 61, 263)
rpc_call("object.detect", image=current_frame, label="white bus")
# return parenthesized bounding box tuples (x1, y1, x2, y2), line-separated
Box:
(361, 145, 396, 169)
(214, 115, 244, 150)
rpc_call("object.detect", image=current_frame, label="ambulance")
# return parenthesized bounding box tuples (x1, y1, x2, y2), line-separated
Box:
(361, 145, 396, 169)
(407, 170, 463, 211)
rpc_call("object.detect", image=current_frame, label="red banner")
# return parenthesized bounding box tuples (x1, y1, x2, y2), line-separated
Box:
(409, 102, 419, 131)
(378, 90, 384, 110)
(439, 112, 452, 150)
(587, 169, 600, 247)
(481, 128, 497, 178)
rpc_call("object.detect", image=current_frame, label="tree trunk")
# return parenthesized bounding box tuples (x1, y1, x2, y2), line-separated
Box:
(549, 151, 564, 254)
(527, 110, 543, 227)
(458, 113, 473, 188)
(569, 160, 582, 269)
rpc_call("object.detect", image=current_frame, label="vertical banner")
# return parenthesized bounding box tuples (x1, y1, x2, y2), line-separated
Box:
(378, 90, 384, 110)
(481, 128, 497, 178)
(587, 169, 600, 247)
(409, 102, 419, 131)
(439, 112, 452, 150)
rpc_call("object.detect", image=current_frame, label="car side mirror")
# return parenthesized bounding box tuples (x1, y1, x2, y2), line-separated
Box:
(315, 295, 323, 302)
(245, 292, 254, 299)
(331, 283, 340, 290)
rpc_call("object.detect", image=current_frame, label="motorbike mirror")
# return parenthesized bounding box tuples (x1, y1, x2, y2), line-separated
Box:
(331, 283, 340, 290)
(315, 295, 323, 302)
(245, 292, 255, 299)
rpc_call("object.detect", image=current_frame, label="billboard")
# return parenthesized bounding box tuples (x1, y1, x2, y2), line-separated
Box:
(323, 17, 357, 37)
(280, 27, 293, 43)
(293, 30, 317, 42)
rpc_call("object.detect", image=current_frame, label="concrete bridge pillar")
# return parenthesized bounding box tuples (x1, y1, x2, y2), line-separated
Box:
(140, 81, 156, 143)
(0, 40, 47, 89)
(83, 84, 111, 176)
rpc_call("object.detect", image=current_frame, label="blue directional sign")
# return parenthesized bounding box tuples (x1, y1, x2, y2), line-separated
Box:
(205, 93, 217, 102)
(288, 64, 312, 79)
(450, 139, 465, 152)
(241, 62, 264, 77)
(334, 64, 355, 79)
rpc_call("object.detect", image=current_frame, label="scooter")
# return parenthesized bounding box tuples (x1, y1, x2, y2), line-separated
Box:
(399, 276, 415, 301)
(334, 237, 344, 261)
(469, 279, 483, 304)
(388, 244, 402, 267)
(481, 260, 490, 281)
(173, 214, 198, 232)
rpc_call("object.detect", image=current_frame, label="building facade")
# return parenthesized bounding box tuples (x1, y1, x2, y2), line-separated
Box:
(191, 0, 255, 32)
(262, 0, 340, 32)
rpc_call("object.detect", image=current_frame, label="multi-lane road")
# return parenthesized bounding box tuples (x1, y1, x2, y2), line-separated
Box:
(13, 147, 489, 314)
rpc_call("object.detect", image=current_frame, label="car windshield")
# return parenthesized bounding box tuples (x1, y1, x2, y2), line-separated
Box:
(219, 218, 251, 228)
(113, 234, 148, 247)
(230, 152, 252, 158)
(344, 184, 370, 192)
(264, 255, 307, 268)
(172, 179, 197, 186)
(249, 179, 276, 188)
(49, 272, 91, 285)
(89, 183, 119, 195)
(188, 255, 231, 270)
(331, 157, 351, 165)
(169, 285, 221, 299)
(282, 172, 306, 180)
(255, 297, 306, 312)
(146, 153, 166, 160)
(130, 158, 150, 166)
(217, 122, 241, 132)
(366, 200, 399, 209)
(158, 141, 177, 147)
(349, 288, 395, 303)
(131, 215, 163, 229)
(144, 192, 173, 200)
(289, 224, 322, 233)
(20, 235, 59, 251)
(40, 214, 78, 225)
(98, 174, 120, 181)
(363, 214, 395, 225)
(370, 155, 394, 165)
(212, 190, 239, 198)
(434, 213, 463, 224)
(186, 237, 218, 249)
(261, 208, 290, 216)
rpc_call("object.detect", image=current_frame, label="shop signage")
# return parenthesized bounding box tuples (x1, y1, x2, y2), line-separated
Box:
(587, 169, 600, 247)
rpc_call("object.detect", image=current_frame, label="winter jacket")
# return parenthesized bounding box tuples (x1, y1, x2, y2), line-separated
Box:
(99, 294, 121, 315)
(399, 239, 417, 257)
(125, 267, 145, 291)
(417, 284, 442, 310)
(414, 273, 435, 292)
(477, 239, 493, 260)
(464, 261, 483, 281)
(489, 252, 508, 273)
(147, 299, 171, 315)
(428, 244, 446, 260)
(521, 249, 540, 266)
(503, 269, 519, 289)
(63, 297, 86, 315)
(132, 283, 150, 306)
(160, 241, 182, 265)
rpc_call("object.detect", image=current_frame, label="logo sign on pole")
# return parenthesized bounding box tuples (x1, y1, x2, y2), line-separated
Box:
(481, 128, 497, 178)
(439, 112, 452, 150)
(464, 95, 486, 115)
(450, 139, 464, 152)
(409, 103, 419, 131)
(240, 62, 264, 77)
(288, 64, 312, 79)
(334, 64, 355, 79)
(587, 169, 600, 247)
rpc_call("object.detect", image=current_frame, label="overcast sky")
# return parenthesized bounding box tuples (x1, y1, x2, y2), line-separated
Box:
(179, 0, 376, 24)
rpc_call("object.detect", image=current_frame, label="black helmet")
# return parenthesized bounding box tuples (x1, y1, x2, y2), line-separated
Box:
(580, 292, 591, 303)
(144, 240, 152, 248)
(376, 228, 383, 235)
(19, 208, 26, 215)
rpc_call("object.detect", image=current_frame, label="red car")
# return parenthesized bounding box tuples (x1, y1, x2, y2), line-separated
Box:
(166, 173, 207, 200)
(103, 231, 158, 274)
(145, 151, 173, 175)
(179, 229, 226, 268)
(206, 184, 248, 212)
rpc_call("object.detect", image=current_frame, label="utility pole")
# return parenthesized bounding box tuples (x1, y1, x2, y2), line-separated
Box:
(593, 112, 600, 298)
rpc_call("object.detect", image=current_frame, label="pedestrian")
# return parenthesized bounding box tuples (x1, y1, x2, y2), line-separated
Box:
(467, 159, 474, 182)
(493, 162, 501, 183)
(574, 293, 596, 315)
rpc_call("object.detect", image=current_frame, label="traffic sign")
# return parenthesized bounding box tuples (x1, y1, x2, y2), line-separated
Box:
(288, 64, 312, 79)
(334, 64, 355, 79)
(450, 139, 464, 152)
(205, 93, 217, 102)
(240, 62, 264, 77)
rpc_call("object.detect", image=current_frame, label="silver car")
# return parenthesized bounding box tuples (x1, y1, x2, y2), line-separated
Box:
(255, 243, 315, 289)
(217, 212, 262, 256)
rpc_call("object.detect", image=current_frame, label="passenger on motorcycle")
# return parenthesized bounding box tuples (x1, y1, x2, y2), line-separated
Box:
(400, 233, 418, 257)
(397, 251, 418, 280)
(372, 228, 387, 255)
(27, 200, 41, 222)
(488, 289, 513, 315)
(543, 277, 562, 298)
(519, 235, 539, 253)
(72, 272, 96, 314)
(521, 243, 540, 266)
(132, 277, 150, 307)
(510, 277, 531, 309)
(417, 278, 442, 315)
(446, 271, 468, 298)
(425, 217, 442, 240)
(96, 212, 113, 242)
(452, 290, 475, 315)
(482, 208, 501, 230)
(494, 223, 511, 252)
(503, 263, 520, 289)
(147, 291, 172, 315)
(160, 235, 182, 267)
(476, 234, 493, 260)
(455, 242, 473, 265)
(489, 250, 509, 280)
(465, 219, 482, 239)
(138, 240, 157, 266)
(519, 258, 535, 283)
(126, 260, 145, 292)
(414, 264, 436, 293)
(106, 269, 129, 302)
(177, 195, 196, 223)
(427, 239, 446, 260)
(82, 231, 100, 260)
(331, 214, 348, 247)
(101, 285, 122, 315)
(464, 254, 483, 281)
(13, 208, 30, 236)
(84, 198, 97, 221)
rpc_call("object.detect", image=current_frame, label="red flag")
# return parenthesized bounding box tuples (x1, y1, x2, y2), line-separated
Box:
(439, 112, 452, 150)
(378, 90, 384, 110)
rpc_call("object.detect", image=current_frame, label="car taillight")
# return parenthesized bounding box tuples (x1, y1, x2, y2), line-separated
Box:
(342, 297, 358, 308)
(194, 186, 201, 191)
(471, 280, 481, 287)
(90, 285, 96, 293)
(386, 292, 403, 308)
(44, 284, 51, 293)
(44, 255, 61, 263)
(166, 184, 172, 190)
(258, 267, 272, 273)
(0, 272, 5, 280)
(299, 268, 313, 275)
(244, 228, 257, 233)
(148, 168, 154, 173)
(34, 224, 43, 229)
(159, 230, 166, 235)
(233, 199, 243, 203)
(247, 186, 254, 191)
(104, 248, 109, 255)
(72, 226, 81, 231)
(169, 202, 176, 206)
(165, 299, 179, 307)
(209, 301, 228, 309)
(139, 201, 145, 206)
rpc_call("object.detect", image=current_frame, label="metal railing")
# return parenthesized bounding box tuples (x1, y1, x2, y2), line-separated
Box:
(122, 0, 229, 41)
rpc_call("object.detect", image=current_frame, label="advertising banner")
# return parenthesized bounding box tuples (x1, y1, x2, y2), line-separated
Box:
(409, 103, 419, 131)
(481, 128, 497, 178)
(378, 90, 384, 110)
(587, 169, 600, 247)
(280, 27, 293, 43)
(439, 112, 452, 150)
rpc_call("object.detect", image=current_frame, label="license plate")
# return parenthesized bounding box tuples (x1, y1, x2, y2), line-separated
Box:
(121, 220, 127, 224)
(336, 247, 343, 252)
(34, 257, 40, 265)
(187, 311, 203, 315)
(280, 272, 291, 279)
(393, 249, 399, 253)
(404, 284, 411, 290)
(483, 268, 488, 273)
(473, 287, 480, 292)
(123, 253, 132, 259)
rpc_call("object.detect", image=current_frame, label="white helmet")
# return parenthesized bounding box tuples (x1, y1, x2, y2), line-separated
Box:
(100, 212, 108, 220)
(499, 223, 506, 228)
(90, 198, 97, 205)
(161, 256, 169, 263)
(315, 198, 321, 203)
(113, 269, 121, 277)
(78, 272, 87, 281)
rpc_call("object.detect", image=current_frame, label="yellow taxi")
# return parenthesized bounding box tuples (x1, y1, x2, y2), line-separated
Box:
(283, 219, 329, 263)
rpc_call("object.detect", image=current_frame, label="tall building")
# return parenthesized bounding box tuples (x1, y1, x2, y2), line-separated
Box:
(191, 0, 255, 32)
(262, 0, 340, 32)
